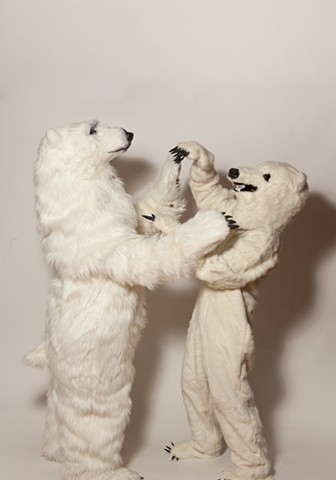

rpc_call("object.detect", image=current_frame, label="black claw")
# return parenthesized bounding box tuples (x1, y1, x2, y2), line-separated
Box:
(169, 146, 189, 164)
(222, 213, 240, 230)
(165, 440, 175, 458)
(141, 213, 156, 222)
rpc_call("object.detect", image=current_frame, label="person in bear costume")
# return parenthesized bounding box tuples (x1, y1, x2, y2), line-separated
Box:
(25, 123, 237, 480)
(165, 141, 309, 480)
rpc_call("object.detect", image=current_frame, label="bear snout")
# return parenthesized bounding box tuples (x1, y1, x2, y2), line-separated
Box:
(228, 168, 240, 179)
(124, 130, 134, 143)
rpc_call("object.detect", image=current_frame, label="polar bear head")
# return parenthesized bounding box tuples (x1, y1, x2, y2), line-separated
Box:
(227, 161, 308, 231)
(34, 120, 134, 237)
(37, 120, 133, 173)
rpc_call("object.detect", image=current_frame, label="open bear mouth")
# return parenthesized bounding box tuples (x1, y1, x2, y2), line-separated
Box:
(233, 182, 258, 192)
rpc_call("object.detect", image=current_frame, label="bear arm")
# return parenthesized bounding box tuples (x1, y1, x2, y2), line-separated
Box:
(135, 153, 186, 235)
(197, 230, 279, 287)
(198, 253, 279, 290)
(101, 211, 231, 289)
(189, 161, 234, 211)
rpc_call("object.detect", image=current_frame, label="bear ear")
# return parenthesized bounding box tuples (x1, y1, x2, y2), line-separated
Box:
(298, 172, 308, 192)
(46, 129, 61, 146)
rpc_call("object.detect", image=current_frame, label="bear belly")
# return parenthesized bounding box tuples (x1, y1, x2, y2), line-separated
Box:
(46, 277, 145, 382)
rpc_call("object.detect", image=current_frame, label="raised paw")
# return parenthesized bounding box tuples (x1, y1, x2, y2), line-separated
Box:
(169, 146, 189, 164)
(222, 213, 239, 230)
(176, 141, 215, 168)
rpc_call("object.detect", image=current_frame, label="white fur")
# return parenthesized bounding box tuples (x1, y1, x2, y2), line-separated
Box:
(27, 123, 233, 480)
(135, 153, 186, 235)
(168, 141, 308, 480)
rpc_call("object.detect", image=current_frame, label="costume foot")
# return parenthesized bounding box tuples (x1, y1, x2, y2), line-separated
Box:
(219, 470, 274, 480)
(164, 440, 222, 460)
(111, 467, 143, 480)
(61, 467, 143, 480)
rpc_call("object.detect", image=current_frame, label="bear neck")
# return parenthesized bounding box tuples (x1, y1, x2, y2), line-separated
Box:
(34, 157, 133, 238)
(233, 194, 302, 232)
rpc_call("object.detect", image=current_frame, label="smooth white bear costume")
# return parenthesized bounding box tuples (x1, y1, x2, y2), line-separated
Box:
(167, 142, 308, 480)
(26, 124, 235, 480)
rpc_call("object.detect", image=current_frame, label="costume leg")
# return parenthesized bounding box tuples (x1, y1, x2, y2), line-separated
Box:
(54, 363, 141, 480)
(171, 288, 224, 460)
(205, 289, 273, 480)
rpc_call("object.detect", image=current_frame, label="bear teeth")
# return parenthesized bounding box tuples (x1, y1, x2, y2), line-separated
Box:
(233, 183, 258, 192)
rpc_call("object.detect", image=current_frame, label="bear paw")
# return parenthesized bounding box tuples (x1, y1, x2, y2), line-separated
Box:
(222, 213, 239, 230)
(176, 141, 203, 162)
(169, 146, 190, 164)
(164, 441, 222, 461)
(176, 141, 215, 170)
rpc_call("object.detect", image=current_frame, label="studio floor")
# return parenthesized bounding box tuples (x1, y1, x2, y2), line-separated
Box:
(1, 408, 334, 480)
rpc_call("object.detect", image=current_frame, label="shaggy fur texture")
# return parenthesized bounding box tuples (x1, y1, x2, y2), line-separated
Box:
(26, 122, 234, 480)
(166, 141, 308, 480)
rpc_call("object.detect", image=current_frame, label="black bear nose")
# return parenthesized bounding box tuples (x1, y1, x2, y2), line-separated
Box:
(228, 168, 240, 179)
(125, 130, 134, 143)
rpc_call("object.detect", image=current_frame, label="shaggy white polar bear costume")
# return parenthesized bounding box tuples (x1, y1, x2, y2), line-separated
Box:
(27, 123, 235, 480)
(166, 142, 308, 480)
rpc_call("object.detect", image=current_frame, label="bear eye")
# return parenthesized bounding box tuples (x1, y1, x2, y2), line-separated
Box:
(263, 173, 271, 182)
(89, 121, 98, 135)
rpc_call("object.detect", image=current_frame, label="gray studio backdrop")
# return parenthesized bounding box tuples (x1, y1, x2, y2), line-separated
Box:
(1, 1, 335, 480)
